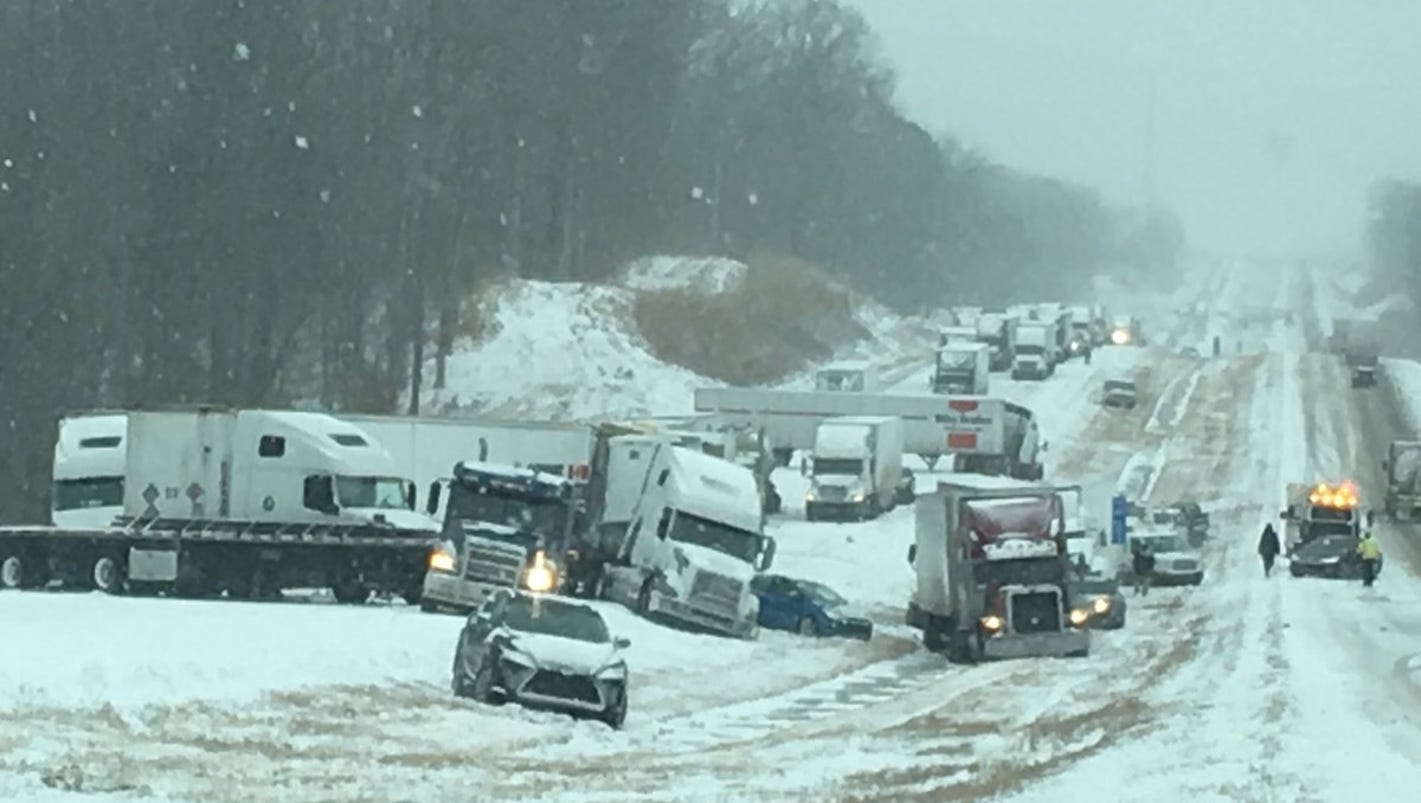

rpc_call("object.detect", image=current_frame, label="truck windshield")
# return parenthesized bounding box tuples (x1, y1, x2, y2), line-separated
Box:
(445, 485, 568, 543)
(52, 476, 124, 511)
(335, 476, 409, 509)
(503, 597, 610, 644)
(1309, 520, 1355, 537)
(1395, 449, 1421, 485)
(814, 458, 863, 476)
(1017, 345, 1044, 355)
(977, 557, 1062, 586)
(670, 512, 761, 563)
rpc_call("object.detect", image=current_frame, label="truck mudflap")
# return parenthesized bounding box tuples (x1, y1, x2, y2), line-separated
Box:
(982, 629, 1089, 660)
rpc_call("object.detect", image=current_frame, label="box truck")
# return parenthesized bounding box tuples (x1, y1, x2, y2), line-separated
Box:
(804, 416, 904, 521)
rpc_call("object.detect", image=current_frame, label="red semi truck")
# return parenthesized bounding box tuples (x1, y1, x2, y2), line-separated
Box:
(907, 475, 1090, 662)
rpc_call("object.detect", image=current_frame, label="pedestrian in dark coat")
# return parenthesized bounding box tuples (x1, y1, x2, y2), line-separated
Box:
(1131, 543, 1155, 596)
(1258, 523, 1281, 577)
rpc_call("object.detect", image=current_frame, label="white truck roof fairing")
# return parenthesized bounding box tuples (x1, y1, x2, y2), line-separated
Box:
(53, 413, 127, 481)
(453, 461, 569, 488)
(821, 359, 874, 372)
(662, 446, 763, 535)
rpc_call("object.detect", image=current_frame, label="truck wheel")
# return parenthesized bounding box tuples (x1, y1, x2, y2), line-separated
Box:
(923, 627, 946, 652)
(332, 581, 371, 605)
(1, 553, 26, 590)
(635, 581, 653, 615)
(401, 581, 424, 606)
(91, 555, 124, 595)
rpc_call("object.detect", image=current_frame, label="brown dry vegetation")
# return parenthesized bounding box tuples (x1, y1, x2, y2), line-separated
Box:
(632, 255, 869, 385)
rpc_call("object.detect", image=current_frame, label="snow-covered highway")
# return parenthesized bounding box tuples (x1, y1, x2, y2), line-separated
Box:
(4, 266, 1421, 802)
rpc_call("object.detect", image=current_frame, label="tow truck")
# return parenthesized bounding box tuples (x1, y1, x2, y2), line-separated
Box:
(1281, 480, 1361, 554)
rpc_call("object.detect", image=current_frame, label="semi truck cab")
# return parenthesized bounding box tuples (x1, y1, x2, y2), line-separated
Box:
(420, 461, 575, 612)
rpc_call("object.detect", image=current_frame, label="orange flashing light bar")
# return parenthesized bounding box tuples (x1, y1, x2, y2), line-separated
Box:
(1307, 481, 1359, 510)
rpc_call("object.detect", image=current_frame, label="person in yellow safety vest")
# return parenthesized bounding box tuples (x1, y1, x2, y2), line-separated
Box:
(1356, 531, 1382, 587)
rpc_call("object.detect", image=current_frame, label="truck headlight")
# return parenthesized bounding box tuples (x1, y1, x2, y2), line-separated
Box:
(980, 614, 1003, 633)
(1069, 608, 1091, 627)
(428, 548, 456, 573)
(524, 564, 556, 593)
(852, 491, 866, 502)
(805, 491, 816, 502)
(596, 661, 628, 680)
(1092, 597, 1110, 614)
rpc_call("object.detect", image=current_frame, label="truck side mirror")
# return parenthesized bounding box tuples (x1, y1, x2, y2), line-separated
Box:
(801, 457, 810, 477)
(425, 481, 442, 516)
(757, 537, 777, 571)
(656, 509, 672, 541)
(907, 544, 917, 565)
(405, 481, 417, 510)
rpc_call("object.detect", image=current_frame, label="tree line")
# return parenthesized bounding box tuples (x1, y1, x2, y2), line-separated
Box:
(0, 0, 1183, 522)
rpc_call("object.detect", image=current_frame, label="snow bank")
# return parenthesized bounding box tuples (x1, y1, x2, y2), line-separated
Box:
(619, 255, 747, 295)
(419, 256, 934, 420)
(419, 279, 708, 420)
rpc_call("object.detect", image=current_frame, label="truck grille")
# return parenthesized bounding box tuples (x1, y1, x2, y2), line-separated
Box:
(1009, 591, 1062, 634)
(524, 670, 600, 705)
(464, 541, 524, 585)
(1172, 559, 1198, 572)
(816, 486, 848, 502)
(692, 572, 743, 609)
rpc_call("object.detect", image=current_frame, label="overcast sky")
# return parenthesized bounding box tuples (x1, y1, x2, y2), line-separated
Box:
(843, 0, 1421, 260)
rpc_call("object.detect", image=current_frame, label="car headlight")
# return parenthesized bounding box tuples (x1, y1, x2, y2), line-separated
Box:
(1069, 608, 1091, 627)
(428, 548, 456, 573)
(1092, 597, 1110, 614)
(980, 614, 1003, 633)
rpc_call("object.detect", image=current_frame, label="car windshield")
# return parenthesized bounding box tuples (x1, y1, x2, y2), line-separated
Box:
(1136, 534, 1187, 553)
(669, 512, 762, 563)
(1305, 535, 1355, 554)
(814, 458, 863, 476)
(335, 476, 408, 509)
(799, 580, 847, 607)
(445, 484, 568, 546)
(52, 476, 124, 511)
(503, 597, 610, 643)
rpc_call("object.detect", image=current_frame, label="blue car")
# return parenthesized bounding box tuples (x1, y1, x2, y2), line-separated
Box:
(750, 574, 872, 640)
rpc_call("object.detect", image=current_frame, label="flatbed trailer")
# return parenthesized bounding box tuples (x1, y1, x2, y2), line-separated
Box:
(0, 517, 439, 603)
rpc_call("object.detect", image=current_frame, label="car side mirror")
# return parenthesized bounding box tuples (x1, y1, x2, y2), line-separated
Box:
(613, 637, 631, 650)
(907, 544, 918, 565)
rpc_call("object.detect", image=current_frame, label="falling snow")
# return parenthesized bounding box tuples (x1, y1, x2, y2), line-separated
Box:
(233, 42, 251, 62)
(294, 136, 310, 150)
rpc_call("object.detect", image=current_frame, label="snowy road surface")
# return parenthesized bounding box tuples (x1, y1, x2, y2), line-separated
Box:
(5, 266, 1421, 801)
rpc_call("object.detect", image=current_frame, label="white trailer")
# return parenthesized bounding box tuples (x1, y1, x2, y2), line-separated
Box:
(1013, 321, 1058, 380)
(814, 361, 880, 392)
(693, 387, 1044, 478)
(932, 342, 991, 395)
(51, 412, 127, 529)
(340, 414, 594, 516)
(805, 416, 904, 521)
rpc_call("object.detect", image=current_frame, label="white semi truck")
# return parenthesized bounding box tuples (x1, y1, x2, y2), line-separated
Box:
(693, 387, 1044, 479)
(574, 429, 775, 638)
(50, 412, 127, 529)
(932, 341, 991, 395)
(1012, 321, 1059, 380)
(805, 416, 904, 521)
(2, 408, 440, 601)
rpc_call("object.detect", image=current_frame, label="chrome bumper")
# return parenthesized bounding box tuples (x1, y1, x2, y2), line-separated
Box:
(982, 629, 1089, 659)
(422, 571, 505, 612)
